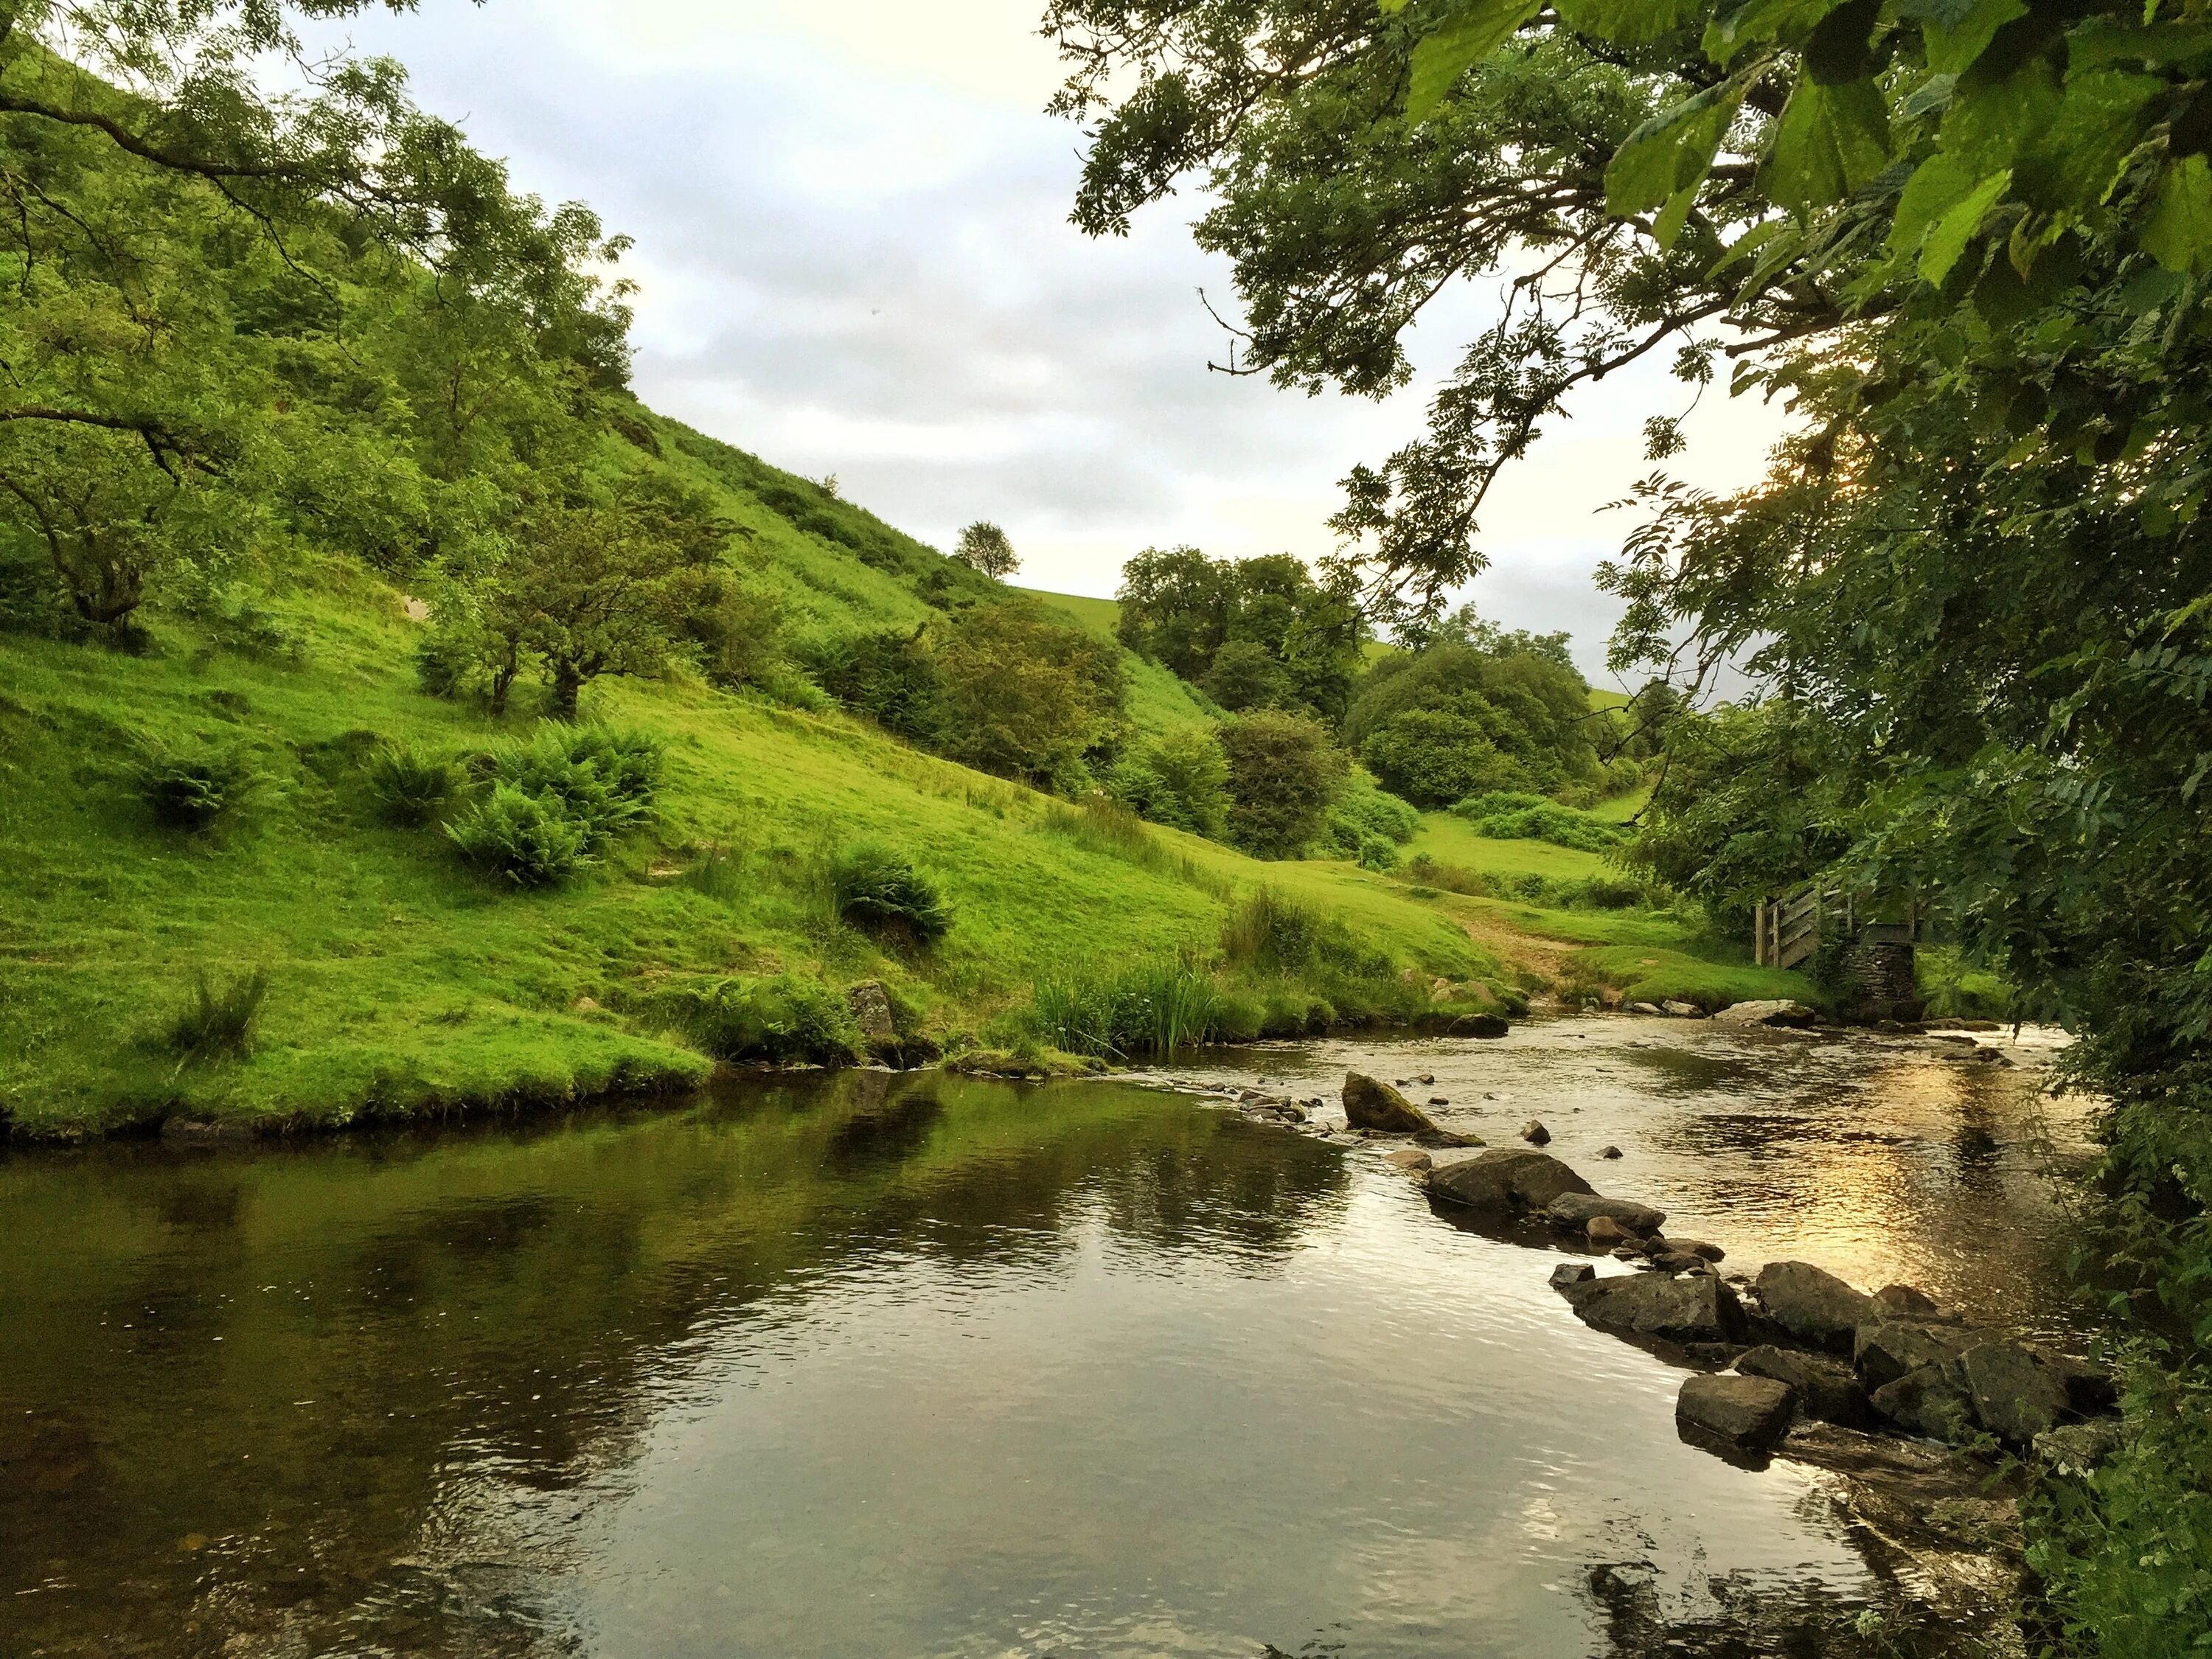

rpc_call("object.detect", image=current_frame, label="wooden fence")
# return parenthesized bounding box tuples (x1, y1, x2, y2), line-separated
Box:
(1753, 884, 1851, 970)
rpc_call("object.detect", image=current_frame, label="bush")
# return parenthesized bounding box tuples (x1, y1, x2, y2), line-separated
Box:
(167, 967, 270, 1059)
(1358, 707, 1526, 807)
(364, 742, 459, 826)
(1219, 887, 1387, 979)
(1105, 727, 1231, 838)
(669, 973, 860, 1066)
(1452, 790, 1627, 852)
(807, 626, 944, 742)
(445, 785, 595, 886)
(1029, 957, 1224, 1060)
(933, 600, 1127, 788)
(494, 725, 661, 849)
(830, 844, 952, 942)
(1220, 709, 1348, 858)
(133, 741, 264, 830)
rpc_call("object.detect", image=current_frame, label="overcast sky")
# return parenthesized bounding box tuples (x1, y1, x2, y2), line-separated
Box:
(314, 0, 1789, 683)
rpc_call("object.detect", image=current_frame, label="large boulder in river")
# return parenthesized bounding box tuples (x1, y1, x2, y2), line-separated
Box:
(1677, 1374, 1798, 1459)
(1754, 1262, 1884, 1352)
(1545, 1193, 1667, 1235)
(1427, 1148, 1594, 1220)
(1711, 999, 1818, 1029)
(1736, 1346, 1871, 1428)
(1958, 1341, 2073, 1447)
(1343, 1074, 1443, 1135)
(1854, 1320, 1972, 1391)
(1562, 1269, 1744, 1344)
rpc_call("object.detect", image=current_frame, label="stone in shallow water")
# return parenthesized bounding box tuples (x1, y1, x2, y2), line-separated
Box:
(1874, 1283, 1941, 1315)
(1562, 1269, 1745, 1344)
(1598, 1144, 1624, 1160)
(1521, 1119, 1551, 1145)
(1854, 1320, 1972, 1392)
(1869, 1364, 1978, 1443)
(1958, 1341, 2072, 1447)
(1341, 1074, 1441, 1135)
(1549, 1262, 1595, 1291)
(1677, 1374, 1797, 1458)
(1736, 1345, 1871, 1427)
(1425, 1148, 1593, 1219)
(1754, 1261, 1884, 1352)
(1711, 999, 1817, 1027)
(1381, 1147, 1431, 1173)
(1545, 1193, 1666, 1234)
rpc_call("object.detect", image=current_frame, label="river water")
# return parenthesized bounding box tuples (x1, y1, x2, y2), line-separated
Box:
(0, 1017, 2091, 1658)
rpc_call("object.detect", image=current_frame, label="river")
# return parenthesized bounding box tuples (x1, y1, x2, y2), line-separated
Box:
(0, 1016, 2090, 1658)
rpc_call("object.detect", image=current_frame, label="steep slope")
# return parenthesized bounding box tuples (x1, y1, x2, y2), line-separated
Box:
(0, 557, 1493, 1137)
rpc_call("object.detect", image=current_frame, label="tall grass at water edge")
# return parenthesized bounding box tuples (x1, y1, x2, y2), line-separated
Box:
(1029, 956, 1225, 1060)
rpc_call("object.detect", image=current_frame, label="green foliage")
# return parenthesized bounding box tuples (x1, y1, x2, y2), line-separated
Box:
(363, 742, 459, 827)
(1028, 957, 1225, 1060)
(829, 844, 953, 944)
(487, 724, 661, 855)
(931, 599, 1125, 789)
(444, 785, 594, 887)
(807, 625, 945, 743)
(1116, 547, 1367, 721)
(1105, 726, 1231, 838)
(664, 974, 861, 1068)
(1453, 790, 1628, 852)
(1346, 625, 1601, 808)
(167, 967, 271, 1061)
(133, 740, 264, 831)
(1219, 709, 1349, 859)
(1321, 773, 1421, 868)
(1220, 886, 1385, 979)
(952, 521, 1020, 580)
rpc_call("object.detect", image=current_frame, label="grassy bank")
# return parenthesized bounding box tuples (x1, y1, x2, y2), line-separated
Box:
(0, 568, 1501, 1138)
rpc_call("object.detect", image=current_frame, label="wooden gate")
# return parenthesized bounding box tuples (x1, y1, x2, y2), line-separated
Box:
(1753, 884, 1852, 970)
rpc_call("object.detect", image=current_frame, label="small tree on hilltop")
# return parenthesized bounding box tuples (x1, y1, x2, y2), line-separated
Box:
(953, 521, 1020, 581)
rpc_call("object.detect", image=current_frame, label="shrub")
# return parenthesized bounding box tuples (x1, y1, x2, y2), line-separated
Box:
(445, 785, 594, 886)
(364, 742, 458, 826)
(167, 967, 269, 1060)
(1220, 887, 1393, 981)
(807, 626, 945, 742)
(493, 725, 661, 849)
(669, 974, 860, 1066)
(133, 741, 264, 830)
(1220, 709, 1348, 858)
(933, 600, 1127, 788)
(1358, 707, 1526, 807)
(1106, 727, 1230, 838)
(1029, 957, 1223, 1060)
(830, 844, 952, 942)
(1452, 790, 1627, 852)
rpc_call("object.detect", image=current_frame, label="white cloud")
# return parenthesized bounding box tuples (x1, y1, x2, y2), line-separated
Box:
(310, 1, 1791, 677)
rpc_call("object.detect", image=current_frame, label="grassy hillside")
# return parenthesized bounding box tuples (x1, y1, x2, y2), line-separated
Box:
(1011, 585, 1221, 735)
(1397, 810, 1813, 1010)
(0, 566, 1498, 1138)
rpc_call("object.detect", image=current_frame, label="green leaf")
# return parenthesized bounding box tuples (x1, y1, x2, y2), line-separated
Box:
(2066, 19, 2212, 71)
(1889, 150, 1978, 257)
(1912, 0, 2026, 74)
(2143, 153, 2212, 277)
(1555, 0, 1708, 44)
(2032, 69, 2164, 209)
(1919, 166, 2012, 284)
(1654, 184, 1699, 248)
(1607, 72, 1752, 217)
(1703, 0, 1843, 64)
(1933, 53, 2059, 180)
(1760, 74, 1892, 211)
(1405, 0, 1546, 122)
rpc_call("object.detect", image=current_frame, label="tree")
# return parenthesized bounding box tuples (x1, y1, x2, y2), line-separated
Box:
(1116, 546, 1367, 717)
(463, 471, 731, 717)
(932, 599, 1127, 787)
(1219, 709, 1348, 859)
(1115, 545, 1233, 679)
(952, 520, 1020, 580)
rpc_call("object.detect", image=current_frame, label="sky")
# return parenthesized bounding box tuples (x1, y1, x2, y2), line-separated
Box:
(311, 0, 1791, 683)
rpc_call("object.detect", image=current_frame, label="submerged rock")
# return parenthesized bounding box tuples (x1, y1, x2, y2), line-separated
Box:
(1598, 1144, 1624, 1160)
(1874, 1283, 1941, 1316)
(1711, 999, 1818, 1028)
(1458, 1013, 1510, 1039)
(1754, 1262, 1884, 1352)
(1677, 1374, 1798, 1458)
(1382, 1147, 1433, 1173)
(1426, 1147, 1594, 1218)
(1545, 1193, 1666, 1234)
(1562, 1269, 1745, 1344)
(1342, 1074, 1442, 1135)
(1736, 1346, 1871, 1428)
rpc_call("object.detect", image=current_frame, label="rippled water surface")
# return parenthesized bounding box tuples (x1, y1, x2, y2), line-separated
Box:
(0, 1018, 2089, 1658)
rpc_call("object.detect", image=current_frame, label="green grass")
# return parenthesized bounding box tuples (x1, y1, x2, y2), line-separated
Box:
(1589, 785, 1652, 824)
(0, 566, 1489, 1137)
(1404, 811, 1617, 880)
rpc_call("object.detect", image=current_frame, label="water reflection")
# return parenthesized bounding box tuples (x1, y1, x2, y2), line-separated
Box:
(0, 1052, 2051, 1658)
